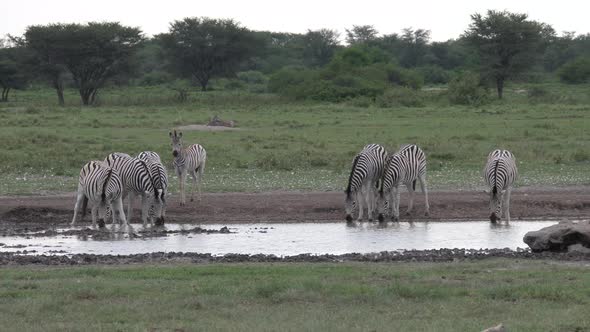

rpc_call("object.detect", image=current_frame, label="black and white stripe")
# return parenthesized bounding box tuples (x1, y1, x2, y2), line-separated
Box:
(345, 144, 387, 222)
(378, 144, 429, 222)
(71, 161, 126, 227)
(484, 149, 518, 223)
(104, 153, 158, 225)
(138, 151, 168, 225)
(169, 130, 207, 205)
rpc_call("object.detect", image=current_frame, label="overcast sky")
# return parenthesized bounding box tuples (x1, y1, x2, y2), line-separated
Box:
(3, 0, 589, 41)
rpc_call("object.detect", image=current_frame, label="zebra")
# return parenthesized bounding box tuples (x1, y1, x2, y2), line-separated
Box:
(138, 151, 162, 164)
(71, 160, 126, 227)
(104, 153, 160, 226)
(484, 149, 518, 223)
(377, 144, 429, 222)
(138, 151, 168, 225)
(345, 144, 387, 222)
(169, 130, 207, 206)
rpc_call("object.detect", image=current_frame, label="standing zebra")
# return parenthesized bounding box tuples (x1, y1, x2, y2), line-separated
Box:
(71, 161, 126, 227)
(169, 130, 207, 206)
(484, 149, 518, 223)
(104, 153, 159, 226)
(138, 151, 168, 225)
(377, 144, 429, 222)
(345, 144, 387, 222)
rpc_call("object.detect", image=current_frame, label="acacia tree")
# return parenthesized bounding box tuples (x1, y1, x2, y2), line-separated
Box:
(303, 29, 340, 67)
(21, 23, 143, 105)
(0, 47, 28, 102)
(158, 17, 259, 91)
(464, 10, 554, 99)
(345, 25, 378, 45)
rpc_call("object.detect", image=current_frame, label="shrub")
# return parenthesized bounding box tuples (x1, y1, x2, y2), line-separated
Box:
(376, 87, 424, 108)
(417, 65, 451, 84)
(447, 72, 489, 106)
(237, 71, 268, 85)
(385, 66, 424, 90)
(558, 57, 590, 84)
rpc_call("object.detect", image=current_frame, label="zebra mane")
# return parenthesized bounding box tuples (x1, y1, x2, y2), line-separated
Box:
(492, 159, 499, 196)
(346, 155, 360, 195)
(137, 159, 158, 198)
(102, 168, 113, 203)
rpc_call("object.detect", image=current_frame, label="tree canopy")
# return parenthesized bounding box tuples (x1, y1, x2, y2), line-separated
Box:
(158, 17, 260, 91)
(464, 10, 554, 98)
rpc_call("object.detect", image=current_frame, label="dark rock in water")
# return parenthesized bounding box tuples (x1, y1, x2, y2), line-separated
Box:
(523, 221, 590, 252)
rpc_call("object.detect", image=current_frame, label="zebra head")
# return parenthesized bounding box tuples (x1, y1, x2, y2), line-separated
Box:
(151, 189, 166, 226)
(169, 130, 183, 157)
(344, 191, 357, 222)
(489, 187, 505, 223)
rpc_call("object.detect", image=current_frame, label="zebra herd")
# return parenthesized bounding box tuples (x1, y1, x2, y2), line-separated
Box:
(345, 144, 518, 224)
(71, 130, 206, 228)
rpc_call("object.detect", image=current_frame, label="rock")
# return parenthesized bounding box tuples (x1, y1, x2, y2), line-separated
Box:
(482, 323, 507, 332)
(523, 220, 590, 252)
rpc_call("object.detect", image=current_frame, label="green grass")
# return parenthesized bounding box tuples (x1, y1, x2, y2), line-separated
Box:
(1, 84, 589, 195)
(1, 260, 590, 331)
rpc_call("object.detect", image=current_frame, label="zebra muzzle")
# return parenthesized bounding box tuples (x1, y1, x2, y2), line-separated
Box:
(155, 217, 165, 226)
(377, 214, 384, 222)
(345, 214, 353, 222)
(489, 213, 499, 223)
(97, 219, 106, 228)
(172, 150, 179, 157)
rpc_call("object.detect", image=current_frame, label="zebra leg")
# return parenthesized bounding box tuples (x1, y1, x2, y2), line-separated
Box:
(406, 183, 415, 216)
(140, 194, 150, 227)
(356, 190, 364, 221)
(197, 159, 205, 201)
(504, 188, 512, 223)
(419, 175, 430, 217)
(91, 206, 98, 228)
(393, 186, 400, 221)
(71, 193, 84, 226)
(127, 192, 134, 224)
(189, 169, 198, 202)
(179, 170, 186, 206)
(114, 197, 127, 226)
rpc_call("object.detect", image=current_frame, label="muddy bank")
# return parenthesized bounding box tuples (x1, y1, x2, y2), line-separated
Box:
(1, 249, 590, 266)
(0, 187, 588, 227)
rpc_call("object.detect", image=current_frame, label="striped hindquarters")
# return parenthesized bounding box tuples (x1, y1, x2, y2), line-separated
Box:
(382, 144, 427, 191)
(346, 144, 387, 194)
(105, 154, 156, 196)
(138, 151, 162, 164)
(79, 161, 123, 204)
(484, 150, 518, 193)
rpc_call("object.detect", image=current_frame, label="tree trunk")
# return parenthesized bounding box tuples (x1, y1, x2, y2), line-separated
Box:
(496, 78, 504, 99)
(1, 87, 9, 102)
(53, 78, 65, 106)
(80, 89, 91, 105)
(200, 80, 208, 91)
(90, 89, 98, 105)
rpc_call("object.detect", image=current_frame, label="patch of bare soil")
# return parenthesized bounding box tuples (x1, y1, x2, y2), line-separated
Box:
(176, 124, 242, 132)
(0, 187, 588, 228)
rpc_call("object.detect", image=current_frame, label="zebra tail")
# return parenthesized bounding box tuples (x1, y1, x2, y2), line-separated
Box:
(412, 179, 417, 191)
(492, 159, 499, 197)
(102, 169, 113, 203)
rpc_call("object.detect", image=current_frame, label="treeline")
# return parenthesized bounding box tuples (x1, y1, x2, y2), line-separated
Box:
(1, 11, 590, 105)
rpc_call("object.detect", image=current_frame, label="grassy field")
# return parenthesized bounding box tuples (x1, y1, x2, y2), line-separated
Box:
(0, 259, 589, 331)
(1, 83, 589, 195)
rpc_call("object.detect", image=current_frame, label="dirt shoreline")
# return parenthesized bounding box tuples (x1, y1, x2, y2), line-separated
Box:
(0, 186, 588, 226)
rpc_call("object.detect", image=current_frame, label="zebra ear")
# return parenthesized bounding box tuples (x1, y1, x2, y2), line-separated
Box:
(169, 131, 173, 138)
(178, 132, 183, 138)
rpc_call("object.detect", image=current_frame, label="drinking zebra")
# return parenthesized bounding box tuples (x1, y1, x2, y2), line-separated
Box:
(345, 144, 387, 222)
(377, 144, 429, 222)
(138, 151, 168, 225)
(169, 130, 207, 206)
(104, 153, 160, 226)
(484, 149, 518, 223)
(71, 160, 126, 227)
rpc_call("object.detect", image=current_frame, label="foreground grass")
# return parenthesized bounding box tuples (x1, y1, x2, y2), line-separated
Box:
(1, 84, 589, 194)
(0, 260, 589, 331)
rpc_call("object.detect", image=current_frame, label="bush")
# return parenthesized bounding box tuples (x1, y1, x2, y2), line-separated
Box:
(376, 87, 424, 108)
(385, 66, 424, 90)
(237, 71, 268, 85)
(417, 66, 451, 85)
(447, 72, 489, 106)
(558, 57, 590, 84)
